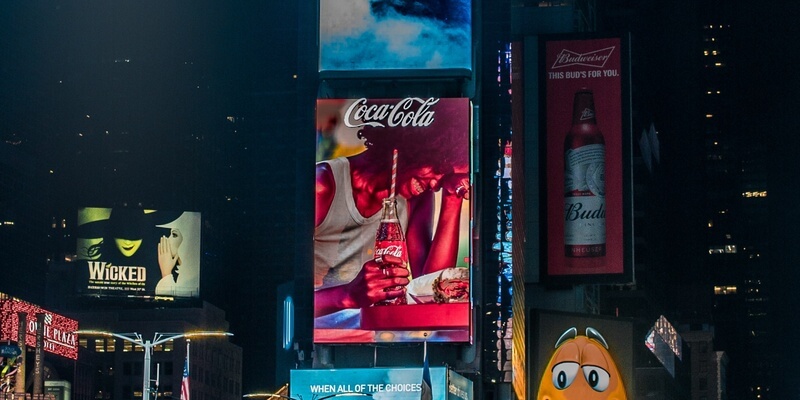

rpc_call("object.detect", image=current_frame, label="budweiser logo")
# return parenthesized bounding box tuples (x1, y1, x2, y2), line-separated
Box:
(344, 97, 438, 129)
(580, 108, 595, 121)
(552, 46, 615, 69)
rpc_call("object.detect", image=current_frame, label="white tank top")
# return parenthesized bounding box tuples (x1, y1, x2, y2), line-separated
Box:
(314, 157, 408, 289)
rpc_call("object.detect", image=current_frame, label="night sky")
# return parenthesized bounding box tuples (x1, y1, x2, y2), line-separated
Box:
(2, 0, 800, 396)
(0, 1, 303, 391)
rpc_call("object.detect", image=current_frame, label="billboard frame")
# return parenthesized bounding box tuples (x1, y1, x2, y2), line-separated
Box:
(537, 32, 634, 285)
(317, 0, 474, 79)
(74, 207, 203, 300)
(312, 97, 474, 345)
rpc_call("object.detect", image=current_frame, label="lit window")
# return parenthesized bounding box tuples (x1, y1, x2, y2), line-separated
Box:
(714, 285, 737, 295)
(708, 245, 737, 254)
(743, 191, 767, 198)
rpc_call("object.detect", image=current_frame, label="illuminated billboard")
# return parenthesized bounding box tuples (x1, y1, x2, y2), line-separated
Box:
(75, 208, 201, 299)
(290, 367, 473, 400)
(541, 35, 632, 283)
(530, 309, 634, 399)
(645, 315, 683, 377)
(314, 98, 472, 343)
(0, 294, 79, 360)
(318, 0, 472, 75)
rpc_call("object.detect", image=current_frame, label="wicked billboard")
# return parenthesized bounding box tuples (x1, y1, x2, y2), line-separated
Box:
(75, 207, 201, 299)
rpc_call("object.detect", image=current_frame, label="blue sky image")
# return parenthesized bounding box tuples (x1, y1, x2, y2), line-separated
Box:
(320, 0, 472, 71)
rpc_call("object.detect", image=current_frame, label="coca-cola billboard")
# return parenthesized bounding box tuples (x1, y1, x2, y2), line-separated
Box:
(314, 97, 472, 344)
(542, 35, 633, 282)
(0, 294, 79, 360)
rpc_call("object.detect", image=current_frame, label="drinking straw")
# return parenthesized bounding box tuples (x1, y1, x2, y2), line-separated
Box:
(390, 148, 398, 198)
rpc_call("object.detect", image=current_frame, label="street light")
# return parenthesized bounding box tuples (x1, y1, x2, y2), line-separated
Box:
(243, 393, 299, 400)
(77, 330, 233, 400)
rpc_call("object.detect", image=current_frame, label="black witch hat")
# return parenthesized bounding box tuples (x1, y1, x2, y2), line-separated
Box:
(77, 208, 183, 239)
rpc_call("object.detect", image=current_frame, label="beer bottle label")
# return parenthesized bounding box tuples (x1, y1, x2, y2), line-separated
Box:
(564, 143, 606, 255)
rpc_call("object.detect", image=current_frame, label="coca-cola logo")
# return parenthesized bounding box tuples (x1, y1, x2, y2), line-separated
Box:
(343, 97, 439, 129)
(375, 245, 404, 258)
(551, 46, 615, 69)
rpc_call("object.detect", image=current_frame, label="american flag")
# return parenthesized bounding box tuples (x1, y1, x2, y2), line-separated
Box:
(180, 341, 190, 400)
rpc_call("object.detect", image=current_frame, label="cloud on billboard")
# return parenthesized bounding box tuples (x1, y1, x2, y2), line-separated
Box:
(319, 0, 471, 71)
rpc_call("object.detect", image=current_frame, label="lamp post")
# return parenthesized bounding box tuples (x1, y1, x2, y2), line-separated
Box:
(77, 330, 232, 400)
(243, 394, 299, 400)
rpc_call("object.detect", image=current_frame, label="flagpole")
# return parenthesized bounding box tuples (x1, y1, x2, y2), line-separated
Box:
(181, 339, 191, 400)
(420, 334, 432, 400)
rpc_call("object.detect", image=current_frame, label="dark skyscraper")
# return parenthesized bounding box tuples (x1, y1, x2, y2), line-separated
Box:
(698, 11, 773, 399)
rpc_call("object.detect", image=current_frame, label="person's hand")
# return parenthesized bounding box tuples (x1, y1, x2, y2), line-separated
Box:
(439, 172, 470, 200)
(158, 236, 179, 278)
(344, 254, 410, 308)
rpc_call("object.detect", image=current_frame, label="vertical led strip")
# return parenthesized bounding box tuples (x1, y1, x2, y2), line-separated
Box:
(282, 296, 294, 350)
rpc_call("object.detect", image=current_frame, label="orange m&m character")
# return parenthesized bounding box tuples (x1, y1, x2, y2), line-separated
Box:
(538, 327, 627, 400)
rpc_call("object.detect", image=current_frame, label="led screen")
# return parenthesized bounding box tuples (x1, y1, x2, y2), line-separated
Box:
(319, 0, 472, 73)
(542, 35, 632, 282)
(75, 208, 201, 299)
(314, 98, 472, 343)
(0, 295, 79, 360)
(530, 309, 634, 399)
(290, 367, 472, 400)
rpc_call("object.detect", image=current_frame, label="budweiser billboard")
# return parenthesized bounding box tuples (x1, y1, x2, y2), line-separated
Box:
(541, 35, 632, 283)
(75, 208, 202, 299)
(314, 97, 472, 343)
(318, 0, 472, 75)
(0, 294, 79, 360)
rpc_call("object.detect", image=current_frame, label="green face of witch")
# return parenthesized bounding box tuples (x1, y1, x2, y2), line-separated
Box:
(114, 238, 143, 257)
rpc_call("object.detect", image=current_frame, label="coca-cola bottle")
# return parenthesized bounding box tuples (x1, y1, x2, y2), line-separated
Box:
(564, 88, 606, 259)
(373, 197, 409, 305)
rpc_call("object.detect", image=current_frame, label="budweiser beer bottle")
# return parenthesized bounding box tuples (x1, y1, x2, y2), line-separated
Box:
(564, 88, 606, 259)
(373, 197, 409, 305)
